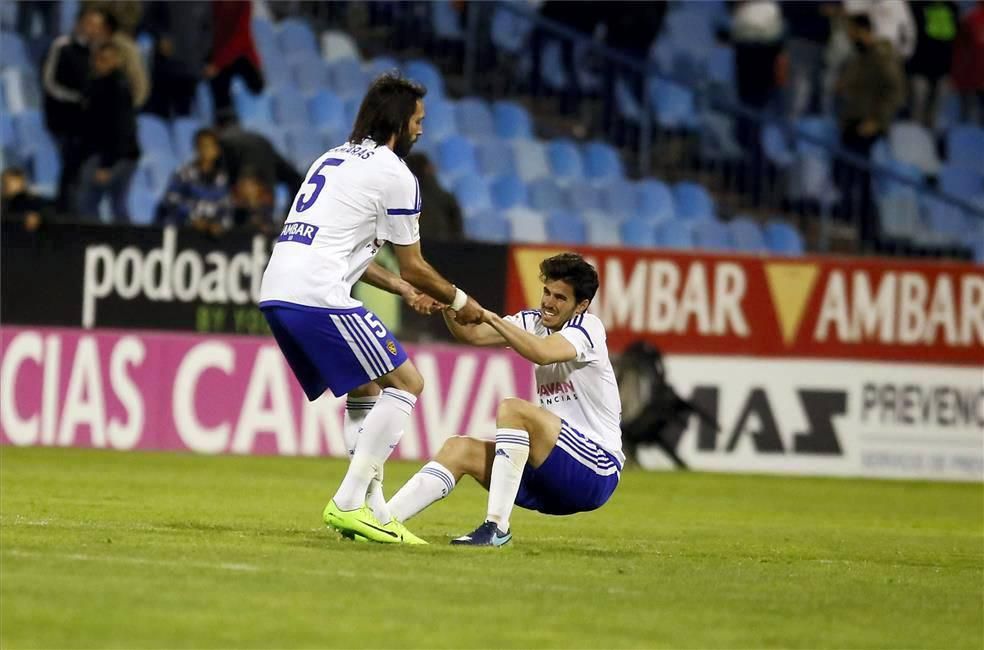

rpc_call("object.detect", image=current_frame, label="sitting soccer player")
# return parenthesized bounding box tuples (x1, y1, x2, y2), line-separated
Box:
(387, 253, 624, 546)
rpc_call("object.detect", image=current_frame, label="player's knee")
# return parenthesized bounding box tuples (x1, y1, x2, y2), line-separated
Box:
(436, 435, 474, 474)
(496, 397, 528, 425)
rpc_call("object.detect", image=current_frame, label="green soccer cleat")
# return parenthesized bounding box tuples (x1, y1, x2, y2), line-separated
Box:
(322, 500, 401, 544)
(383, 519, 428, 545)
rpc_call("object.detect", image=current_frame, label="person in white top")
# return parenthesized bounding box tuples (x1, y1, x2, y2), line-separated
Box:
(387, 253, 624, 547)
(258, 74, 484, 545)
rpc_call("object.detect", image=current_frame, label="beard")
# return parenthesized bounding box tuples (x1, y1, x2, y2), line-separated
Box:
(393, 130, 416, 158)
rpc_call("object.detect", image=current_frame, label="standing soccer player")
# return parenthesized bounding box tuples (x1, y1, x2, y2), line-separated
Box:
(259, 74, 484, 544)
(387, 253, 624, 546)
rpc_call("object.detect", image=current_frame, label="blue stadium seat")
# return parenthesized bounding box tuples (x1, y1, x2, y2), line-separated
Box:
(327, 59, 370, 99)
(127, 180, 159, 226)
(321, 30, 360, 63)
(420, 97, 456, 143)
(465, 211, 511, 242)
(247, 121, 288, 156)
(888, 121, 942, 176)
(636, 179, 675, 222)
(278, 18, 318, 56)
(474, 139, 515, 177)
(528, 178, 567, 213)
(762, 123, 795, 168)
(403, 59, 445, 98)
(878, 188, 922, 240)
(492, 101, 533, 140)
(601, 179, 638, 221)
(795, 115, 837, 159)
(1, 67, 40, 113)
(1, 31, 30, 68)
(285, 127, 325, 170)
(490, 173, 528, 210)
(729, 216, 768, 252)
(366, 56, 400, 79)
(272, 86, 310, 126)
(194, 82, 214, 124)
(342, 97, 361, 133)
(584, 213, 623, 247)
(583, 142, 623, 181)
(921, 194, 965, 243)
(453, 175, 492, 215)
(654, 220, 694, 249)
(939, 164, 984, 199)
(511, 140, 550, 182)
(566, 182, 604, 212)
(706, 45, 735, 92)
(547, 139, 583, 183)
(763, 220, 805, 255)
(456, 97, 495, 138)
(974, 239, 984, 265)
(140, 153, 179, 196)
(252, 17, 280, 70)
(29, 137, 59, 196)
(673, 181, 715, 221)
(291, 57, 330, 95)
(692, 219, 733, 251)
(430, 1, 465, 41)
(505, 207, 548, 243)
(546, 210, 587, 244)
(137, 115, 175, 159)
(872, 158, 924, 199)
(490, 6, 534, 54)
(538, 40, 572, 91)
(946, 124, 984, 173)
(11, 109, 42, 151)
(614, 77, 643, 123)
(620, 216, 660, 248)
(436, 135, 479, 181)
(0, 112, 14, 148)
(171, 117, 203, 163)
(308, 89, 346, 131)
(788, 153, 839, 205)
(233, 88, 273, 125)
(650, 79, 698, 130)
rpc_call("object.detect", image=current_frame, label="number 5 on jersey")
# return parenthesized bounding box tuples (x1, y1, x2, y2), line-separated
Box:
(295, 158, 345, 212)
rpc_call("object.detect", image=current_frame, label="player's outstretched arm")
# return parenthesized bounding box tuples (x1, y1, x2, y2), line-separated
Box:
(441, 310, 507, 346)
(482, 310, 577, 365)
(391, 241, 484, 323)
(361, 261, 443, 314)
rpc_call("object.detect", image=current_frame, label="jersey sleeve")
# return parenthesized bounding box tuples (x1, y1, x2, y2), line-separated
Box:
(377, 165, 421, 245)
(504, 310, 542, 334)
(558, 313, 605, 362)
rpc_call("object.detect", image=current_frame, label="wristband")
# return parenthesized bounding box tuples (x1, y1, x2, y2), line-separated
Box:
(450, 287, 468, 311)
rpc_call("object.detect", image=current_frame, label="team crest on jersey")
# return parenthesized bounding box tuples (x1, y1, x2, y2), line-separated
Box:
(386, 340, 397, 356)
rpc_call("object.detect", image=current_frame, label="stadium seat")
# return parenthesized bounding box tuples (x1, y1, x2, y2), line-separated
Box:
(973, 239, 984, 265)
(938, 164, 984, 199)
(650, 79, 698, 130)
(729, 216, 768, 252)
(888, 121, 942, 176)
(171, 117, 203, 163)
(0, 112, 14, 148)
(0, 31, 30, 68)
(762, 123, 796, 168)
(1, 67, 40, 113)
(453, 175, 492, 215)
(787, 153, 840, 205)
(474, 139, 515, 177)
(511, 140, 550, 182)
(194, 82, 214, 124)
(946, 124, 984, 174)
(490, 173, 528, 210)
(403, 59, 445, 98)
(137, 115, 175, 160)
(308, 89, 346, 131)
(878, 188, 922, 240)
(546, 210, 588, 244)
(872, 158, 924, 200)
(795, 115, 837, 159)
(620, 216, 660, 248)
(636, 179, 675, 222)
(127, 181, 159, 226)
(29, 137, 59, 196)
(505, 207, 548, 243)
(247, 121, 288, 156)
(419, 98, 456, 143)
(321, 30, 360, 63)
(528, 178, 567, 213)
(706, 45, 736, 94)
(464, 211, 511, 242)
(584, 212, 623, 247)
(763, 220, 805, 255)
(456, 97, 495, 138)
(614, 77, 644, 123)
(692, 218, 734, 251)
(430, 1, 465, 41)
(490, 6, 534, 55)
(140, 154, 179, 196)
(566, 182, 605, 212)
(547, 139, 583, 183)
(327, 59, 370, 99)
(654, 220, 694, 249)
(291, 58, 330, 95)
(11, 109, 43, 151)
(921, 194, 965, 244)
(365, 55, 400, 79)
(233, 87, 273, 125)
(492, 101, 533, 140)
(672, 181, 715, 221)
(278, 18, 318, 56)
(601, 179, 638, 221)
(285, 127, 324, 170)
(252, 17, 280, 69)
(271, 86, 310, 126)
(583, 142, 624, 181)
(436, 135, 479, 182)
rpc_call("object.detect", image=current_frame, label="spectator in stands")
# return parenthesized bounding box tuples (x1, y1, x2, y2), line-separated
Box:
(142, 0, 212, 118)
(42, 6, 112, 213)
(214, 109, 303, 198)
(155, 128, 232, 235)
(782, 1, 839, 117)
(951, 1, 984, 122)
(82, 0, 144, 37)
(97, 9, 150, 108)
(530, 2, 603, 117)
(77, 41, 141, 222)
(231, 170, 276, 235)
(907, 1, 959, 127)
(206, 0, 266, 115)
(731, 1, 786, 151)
(405, 153, 463, 242)
(16, 1, 62, 63)
(860, 0, 918, 61)
(1, 167, 54, 233)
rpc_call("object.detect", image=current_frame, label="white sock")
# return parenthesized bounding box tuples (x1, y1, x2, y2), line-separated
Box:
(344, 396, 395, 524)
(333, 388, 416, 511)
(486, 428, 530, 533)
(387, 461, 456, 523)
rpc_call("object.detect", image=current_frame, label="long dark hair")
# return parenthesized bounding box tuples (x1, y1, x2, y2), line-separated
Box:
(348, 73, 426, 145)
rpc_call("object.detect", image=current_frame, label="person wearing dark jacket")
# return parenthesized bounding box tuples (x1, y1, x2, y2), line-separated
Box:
(214, 109, 302, 197)
(206, 0, 265, 114)
(1, 167, 55, 232)
(142, 0, 212, 118)
(405, 153, 463, 242)
(77, 42, 142, 222)
(42, 7, 112, 213)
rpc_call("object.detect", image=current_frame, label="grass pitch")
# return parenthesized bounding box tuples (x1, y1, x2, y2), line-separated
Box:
(1, 446, 981, 649)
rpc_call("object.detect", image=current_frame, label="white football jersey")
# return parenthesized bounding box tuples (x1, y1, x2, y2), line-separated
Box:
(259, 139, 420, 309)
(505, 310, 625, 465)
